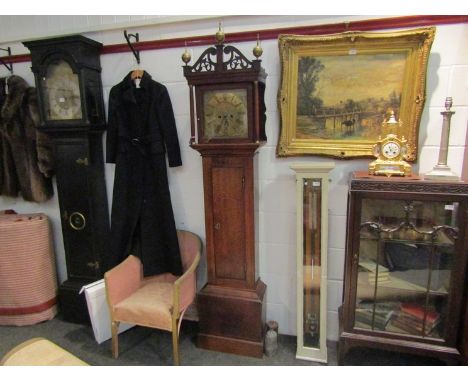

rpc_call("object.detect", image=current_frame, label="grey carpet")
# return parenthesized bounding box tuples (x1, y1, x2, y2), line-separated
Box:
(0, 315, 445, 366)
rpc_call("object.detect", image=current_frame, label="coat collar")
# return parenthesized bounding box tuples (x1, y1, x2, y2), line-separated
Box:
(121, 71, 152, 104)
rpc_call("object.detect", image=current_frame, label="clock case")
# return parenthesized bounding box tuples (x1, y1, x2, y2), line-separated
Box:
(183, 38, 267, 357)
(23, 36, 110, 323)
(369, 134, 412, 177)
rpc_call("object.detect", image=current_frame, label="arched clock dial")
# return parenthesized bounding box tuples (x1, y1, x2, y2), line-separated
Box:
(203, 89, 248, 140)
(42, 60, 83, 121)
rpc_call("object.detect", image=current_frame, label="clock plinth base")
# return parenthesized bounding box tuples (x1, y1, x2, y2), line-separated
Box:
(424, 165, 460, 181)
(197, 279, 266, 358)
(58, 279, 91, 324)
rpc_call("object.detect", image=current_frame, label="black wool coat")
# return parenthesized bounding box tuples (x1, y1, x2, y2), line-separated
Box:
(106, 71, 183, 277)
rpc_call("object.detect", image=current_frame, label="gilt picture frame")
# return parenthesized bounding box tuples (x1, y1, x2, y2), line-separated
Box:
(277, 27, 435, 160)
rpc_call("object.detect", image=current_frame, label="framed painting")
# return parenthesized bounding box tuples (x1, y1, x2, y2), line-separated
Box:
(277, 27, 435, 160)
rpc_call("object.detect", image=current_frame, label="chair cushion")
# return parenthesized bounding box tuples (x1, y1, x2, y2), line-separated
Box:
(141, 272, 178, 286)
(113, 281, 174, 331)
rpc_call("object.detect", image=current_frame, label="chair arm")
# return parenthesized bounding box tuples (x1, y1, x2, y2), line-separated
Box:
(104, 255, 142, 307)
(173, 252, 200, 317)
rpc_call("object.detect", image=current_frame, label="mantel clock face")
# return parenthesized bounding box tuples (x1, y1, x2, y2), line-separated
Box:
(201, 88, 249, 141)
(42, 60, 83, 121)
(369, 134, 411, 177)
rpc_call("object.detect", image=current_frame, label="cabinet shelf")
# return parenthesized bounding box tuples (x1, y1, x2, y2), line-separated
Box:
(359, 236, 455, 248)
(357, 272, 449, 297)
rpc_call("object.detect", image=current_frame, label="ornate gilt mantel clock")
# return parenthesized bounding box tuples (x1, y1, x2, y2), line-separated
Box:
(23, 35, 109, 323)
(369, 111, 412, 177)
(182, 27, 267, 357)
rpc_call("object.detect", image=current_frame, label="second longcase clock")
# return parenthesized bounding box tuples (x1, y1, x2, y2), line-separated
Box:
(182, 29, 267, 357)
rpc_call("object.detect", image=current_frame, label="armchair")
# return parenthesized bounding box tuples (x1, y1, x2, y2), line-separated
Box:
(104, 230, 201, 365)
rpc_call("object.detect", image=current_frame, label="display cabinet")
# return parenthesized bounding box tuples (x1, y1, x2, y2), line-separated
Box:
(339, 172, 468, 365)
(291, 163, 334, 363)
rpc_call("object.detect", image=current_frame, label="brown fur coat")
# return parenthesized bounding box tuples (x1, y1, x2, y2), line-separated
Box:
(0, 75, 54, 202)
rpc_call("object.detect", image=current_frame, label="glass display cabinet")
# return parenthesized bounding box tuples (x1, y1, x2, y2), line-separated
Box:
(339, 172, 468, 365)
(291, 163, 334, 363)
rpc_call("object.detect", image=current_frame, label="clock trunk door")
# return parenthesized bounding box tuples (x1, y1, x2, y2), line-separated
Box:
(212, 165, 246, 282)
(204, 155, 256, 288)
(55, 141, 98, 280)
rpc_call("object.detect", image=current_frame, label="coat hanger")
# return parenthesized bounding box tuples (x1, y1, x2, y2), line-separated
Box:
(124, 30, 144, 83)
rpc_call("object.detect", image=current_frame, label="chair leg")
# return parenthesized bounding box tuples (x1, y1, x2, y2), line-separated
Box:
(111, 321, 120, 359)
(172, 320, 180, 366)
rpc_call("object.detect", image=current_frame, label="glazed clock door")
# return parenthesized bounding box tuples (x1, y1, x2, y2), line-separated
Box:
(197, 84, 253, 143)
(41, 59, 83, 121)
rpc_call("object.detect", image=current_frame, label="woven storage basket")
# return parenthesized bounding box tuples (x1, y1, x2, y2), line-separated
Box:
(0, 213, 58, 325)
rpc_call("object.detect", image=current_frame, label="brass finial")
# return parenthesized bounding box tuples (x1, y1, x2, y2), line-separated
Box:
(387, 109, 398, 124)
(181, 42, 191, 65)
(215, 22, 225, 44)
(253, 34, 263, 59)
(382, 109, 402, 134)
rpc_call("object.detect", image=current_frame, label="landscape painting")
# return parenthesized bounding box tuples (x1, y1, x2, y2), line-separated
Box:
(277, 28, 436, 160)
(296, 53, 406, 141)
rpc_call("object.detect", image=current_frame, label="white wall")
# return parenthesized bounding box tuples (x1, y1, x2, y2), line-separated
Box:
(1, 15, 467, 341)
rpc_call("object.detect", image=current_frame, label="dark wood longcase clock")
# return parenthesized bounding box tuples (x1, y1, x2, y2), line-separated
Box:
(182, 30, 267, 357)
(23, 35, 109, 323)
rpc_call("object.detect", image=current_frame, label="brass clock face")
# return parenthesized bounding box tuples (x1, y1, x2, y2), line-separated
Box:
(42, 60, 83, 121)
(202, 89, 248, 140)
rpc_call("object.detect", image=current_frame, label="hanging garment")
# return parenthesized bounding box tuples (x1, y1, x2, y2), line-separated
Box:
(0, 77, 6, 194)
(0, 75, 54, 202)
(106, 71, 183, 277)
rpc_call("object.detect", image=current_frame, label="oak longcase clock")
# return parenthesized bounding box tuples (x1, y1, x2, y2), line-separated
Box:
(182, 28, 267, 357)
(23, 35, 110, 323)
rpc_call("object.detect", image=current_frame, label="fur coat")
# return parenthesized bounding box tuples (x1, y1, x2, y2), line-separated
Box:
(0, 75, 54, 202)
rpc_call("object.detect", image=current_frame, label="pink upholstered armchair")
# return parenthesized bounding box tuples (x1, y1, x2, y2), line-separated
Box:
(104, 230, 201, 365)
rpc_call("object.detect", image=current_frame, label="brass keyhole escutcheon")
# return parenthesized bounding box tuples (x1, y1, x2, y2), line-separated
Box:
(69, 212, 86, 231)
(214, 222, 221, 230)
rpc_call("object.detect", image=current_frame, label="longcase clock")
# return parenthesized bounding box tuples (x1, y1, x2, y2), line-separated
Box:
(182, 29, 267, 357)
(23, 35, 109, 323)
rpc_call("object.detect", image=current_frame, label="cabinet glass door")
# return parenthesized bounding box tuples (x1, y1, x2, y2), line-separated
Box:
(355, 198, 457, 340)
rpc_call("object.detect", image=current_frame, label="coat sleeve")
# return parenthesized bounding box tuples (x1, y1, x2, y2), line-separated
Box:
(156, 85, 182, 168)
(106, 86, 119, 163)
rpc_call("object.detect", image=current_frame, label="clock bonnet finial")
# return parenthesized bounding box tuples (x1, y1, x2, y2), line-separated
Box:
(253, 34, 263, 59)
(215, 22, 225, 45)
